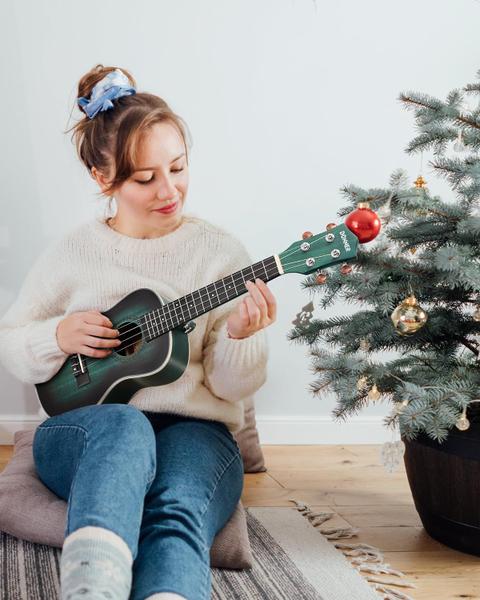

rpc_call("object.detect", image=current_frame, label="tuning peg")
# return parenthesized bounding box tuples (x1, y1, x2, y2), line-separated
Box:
(340, 263, 352, 275)
(302, 231, 313, 239)
(326, 223, 336, 230)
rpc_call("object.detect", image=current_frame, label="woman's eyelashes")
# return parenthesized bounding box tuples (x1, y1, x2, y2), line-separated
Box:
(135, 168, 184, 185)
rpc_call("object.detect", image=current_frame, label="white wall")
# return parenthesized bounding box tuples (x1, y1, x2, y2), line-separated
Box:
(1, 0, 478, 443)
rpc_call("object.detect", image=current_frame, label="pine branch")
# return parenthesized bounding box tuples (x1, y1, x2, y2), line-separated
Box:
(459, 337, 479, 356)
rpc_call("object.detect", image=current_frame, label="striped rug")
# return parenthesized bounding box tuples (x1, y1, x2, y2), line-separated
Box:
(1, 507, 379, 600)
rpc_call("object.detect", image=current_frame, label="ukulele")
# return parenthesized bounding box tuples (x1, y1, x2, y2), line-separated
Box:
(36, 223, 359, 416)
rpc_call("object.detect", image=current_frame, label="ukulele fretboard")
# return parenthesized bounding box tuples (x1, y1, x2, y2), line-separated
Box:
(142, 255, 281, 340)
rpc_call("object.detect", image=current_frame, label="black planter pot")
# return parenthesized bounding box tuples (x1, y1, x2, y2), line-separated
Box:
(403, 416, 480, 556)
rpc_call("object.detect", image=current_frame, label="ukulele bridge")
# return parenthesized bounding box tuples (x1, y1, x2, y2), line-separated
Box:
(71, 354, 91, 387)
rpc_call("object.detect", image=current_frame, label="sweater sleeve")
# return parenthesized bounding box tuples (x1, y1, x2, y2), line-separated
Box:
(0, 243, 70, 384)
(202, 234, 269, 403)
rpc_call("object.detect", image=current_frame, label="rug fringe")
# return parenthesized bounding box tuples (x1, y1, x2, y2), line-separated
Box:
(356, 563, 405, 577)
(373, 584, 414, 600)
(321, 527, 360, 540)
(366, 576, 415, 589)
(288, 498, 416, 600)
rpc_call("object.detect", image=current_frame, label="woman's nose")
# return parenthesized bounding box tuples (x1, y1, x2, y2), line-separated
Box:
(155, 176, 177, 202)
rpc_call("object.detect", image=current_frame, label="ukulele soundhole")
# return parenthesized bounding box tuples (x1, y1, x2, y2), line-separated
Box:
(114, 321, 143, 357)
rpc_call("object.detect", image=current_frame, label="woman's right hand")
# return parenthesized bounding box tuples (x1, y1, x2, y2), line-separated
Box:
(56, 310, 121, 358)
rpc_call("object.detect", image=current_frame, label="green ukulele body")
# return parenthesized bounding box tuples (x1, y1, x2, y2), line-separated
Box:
(35, 288, 190, 416)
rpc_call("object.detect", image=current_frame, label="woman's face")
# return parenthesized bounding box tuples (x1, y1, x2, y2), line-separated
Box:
(94, 120, 189, 238)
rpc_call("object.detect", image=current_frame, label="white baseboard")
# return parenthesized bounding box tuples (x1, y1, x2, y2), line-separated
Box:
(0, 413, 389, 445)
(0, 415, 43, 445)
(255, 414, 389, 444)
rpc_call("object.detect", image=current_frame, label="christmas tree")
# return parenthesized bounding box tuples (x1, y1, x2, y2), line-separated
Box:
(289, 69, 480, 443)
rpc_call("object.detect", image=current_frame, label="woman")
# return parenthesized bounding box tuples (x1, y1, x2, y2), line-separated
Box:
(0, 65, 276, 600)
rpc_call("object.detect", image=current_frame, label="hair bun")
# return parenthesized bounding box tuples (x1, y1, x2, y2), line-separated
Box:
(77, 64, 136, 115)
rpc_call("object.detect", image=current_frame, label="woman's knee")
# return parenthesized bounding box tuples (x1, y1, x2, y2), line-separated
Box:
(33, 423, 88, 499)
(89, 404, 157, 475)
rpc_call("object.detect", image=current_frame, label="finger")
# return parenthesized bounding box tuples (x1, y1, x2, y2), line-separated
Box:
(256, 279, 277, 321)
(245, 280, 268, 322)
(253, 278, 274, 322)
(80, 345, 112, 358)
(245, 296, 261, 328)
(239, 299, 250, 327)
(87, 311, 114, 328)
(85, 335, 120, 349)
(85, 324, 120, 338)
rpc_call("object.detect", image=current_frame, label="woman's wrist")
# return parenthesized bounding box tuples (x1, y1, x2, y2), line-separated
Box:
(226, 325, 250, 340)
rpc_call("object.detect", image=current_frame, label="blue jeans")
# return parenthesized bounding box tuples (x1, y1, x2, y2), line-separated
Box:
(32, 403, 244, 600)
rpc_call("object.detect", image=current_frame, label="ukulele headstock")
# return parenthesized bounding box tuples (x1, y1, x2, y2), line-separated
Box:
(278, 224, 358, 275)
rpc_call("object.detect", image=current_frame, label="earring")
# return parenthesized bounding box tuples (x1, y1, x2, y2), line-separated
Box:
(108, 196, 117, 217)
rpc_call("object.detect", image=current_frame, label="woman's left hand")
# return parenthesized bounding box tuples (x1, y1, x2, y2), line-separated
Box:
(226, 278, 277, 339)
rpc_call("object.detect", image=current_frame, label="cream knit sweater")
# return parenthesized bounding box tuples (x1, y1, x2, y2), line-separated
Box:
(0, 213, 269, 433)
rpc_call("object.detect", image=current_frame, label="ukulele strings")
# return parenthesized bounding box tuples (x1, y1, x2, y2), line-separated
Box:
(87, 232, 331, 356)
(95, 246, 337, 358)
(275, 230, 329, 262)
(77, 240, 337, 371)
(78, 260, 280, 370)
(78, 249, 337, 372)
(103, 232, 332, 350)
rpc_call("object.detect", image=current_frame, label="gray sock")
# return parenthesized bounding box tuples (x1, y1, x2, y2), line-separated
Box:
(60, 526, 133, 600)
(146, 594, 188, 600)
(146, 595, 188, 600)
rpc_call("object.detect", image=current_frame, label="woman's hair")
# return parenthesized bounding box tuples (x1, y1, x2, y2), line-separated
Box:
(65, 64, 192, 198)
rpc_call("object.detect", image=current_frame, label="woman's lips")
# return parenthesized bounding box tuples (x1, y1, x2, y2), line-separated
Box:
(153, 200, 178, 214)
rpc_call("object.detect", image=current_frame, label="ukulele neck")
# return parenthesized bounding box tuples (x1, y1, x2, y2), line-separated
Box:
(142, 255, 283, 340)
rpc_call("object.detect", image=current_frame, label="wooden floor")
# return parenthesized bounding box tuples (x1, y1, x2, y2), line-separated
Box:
(1, 443, 479, 599)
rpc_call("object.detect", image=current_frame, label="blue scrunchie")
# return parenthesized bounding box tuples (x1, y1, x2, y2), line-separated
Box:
(77, 69, 136, 119)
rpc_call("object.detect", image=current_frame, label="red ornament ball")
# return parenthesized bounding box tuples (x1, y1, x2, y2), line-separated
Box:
(345, 203, 381, 243)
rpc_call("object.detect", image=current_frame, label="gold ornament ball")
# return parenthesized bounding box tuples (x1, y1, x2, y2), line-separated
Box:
(395, 399, 409, 414)
(391, 295, 428, 336)
(357, 376, 369, 392)
(368, 384, 381, 401)
(456, 416, 470, 431)
(359, 338, 370, 352)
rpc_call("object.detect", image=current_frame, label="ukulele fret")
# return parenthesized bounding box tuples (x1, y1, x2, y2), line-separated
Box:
(225, 274, 237, 297)
(194, 289, 205, 314)
(179, 296, 191, 321)
(145, 313, 153, 340)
